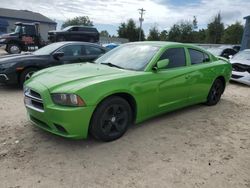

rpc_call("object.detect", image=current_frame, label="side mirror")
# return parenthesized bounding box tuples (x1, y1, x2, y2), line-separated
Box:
(154, 59, 169, 70)
(53, 52, 64, 60)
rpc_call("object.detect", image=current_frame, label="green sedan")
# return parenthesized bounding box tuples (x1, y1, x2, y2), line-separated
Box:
(24, 42, 232, 141)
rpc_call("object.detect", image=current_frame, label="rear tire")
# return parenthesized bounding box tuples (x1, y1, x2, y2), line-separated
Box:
(90, 96, 132, 142)
(206, 78, 225, 106)
(19, 68, 38, 86)
(7, 43, 21, 54)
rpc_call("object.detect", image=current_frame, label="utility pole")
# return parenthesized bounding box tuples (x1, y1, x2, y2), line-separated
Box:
(138, 8, 146, 41)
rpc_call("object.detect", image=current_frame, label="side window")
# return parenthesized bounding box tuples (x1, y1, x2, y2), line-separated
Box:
(159, 48, 186, 68)
(23, 26, 36, 36)
(84, 46, 104, 55)
(58, 45, 82, 57)
(188, 49, 209, 65)
(71, 27, 79, 31)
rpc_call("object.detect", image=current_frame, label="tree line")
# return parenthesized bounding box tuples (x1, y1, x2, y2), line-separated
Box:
(62, 13, 244, 44)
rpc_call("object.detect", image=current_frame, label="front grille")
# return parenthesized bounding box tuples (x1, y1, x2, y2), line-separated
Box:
(232, 63, 250, 72)
(24, 88, 44, 112)
(232, 74, 243, 79)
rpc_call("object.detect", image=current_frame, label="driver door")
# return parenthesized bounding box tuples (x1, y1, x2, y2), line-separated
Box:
(55, 44, 85, 65)
(155, 47, 190, 112)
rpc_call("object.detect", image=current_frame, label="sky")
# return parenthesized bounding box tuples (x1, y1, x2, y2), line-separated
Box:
(1, 0, 249, 35)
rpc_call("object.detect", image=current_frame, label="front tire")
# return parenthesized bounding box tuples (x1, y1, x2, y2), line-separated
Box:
(206, 78, 225, 106)
(7, 43, 21, 54)
(90, 96, 132, 142)
(19, 68, 38, 86)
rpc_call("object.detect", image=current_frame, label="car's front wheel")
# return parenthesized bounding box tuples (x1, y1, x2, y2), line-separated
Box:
(19, 68, 38, 86)
(90, 96, 132, 142)
(7, 43, 21, 54)
(206, 78, 225, 106)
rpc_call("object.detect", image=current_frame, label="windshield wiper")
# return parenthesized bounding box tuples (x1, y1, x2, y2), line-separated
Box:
(101, 62, 124, 69)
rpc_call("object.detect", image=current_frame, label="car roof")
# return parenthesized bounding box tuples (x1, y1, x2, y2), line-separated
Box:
(125, 41, 206, 51)
(54, 41, 104, 47)
(49, 42, 107, 51)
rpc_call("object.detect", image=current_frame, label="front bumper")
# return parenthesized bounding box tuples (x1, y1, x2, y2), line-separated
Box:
(231, 71, 250, 86)
(0, 72, 18, 84)
(24, 81, 96, 139)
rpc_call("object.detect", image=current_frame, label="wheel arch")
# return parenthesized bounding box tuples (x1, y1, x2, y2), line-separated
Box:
(91, 92, 138, 126)
(216, 76, 226, 93)
(17, 66, 40, 84)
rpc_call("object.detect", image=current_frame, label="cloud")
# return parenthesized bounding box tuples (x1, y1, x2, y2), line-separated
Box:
(0, 0, 248, 34)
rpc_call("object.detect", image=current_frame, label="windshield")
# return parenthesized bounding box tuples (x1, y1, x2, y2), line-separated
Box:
(95, 44, 159, 71)
(207, 48, 223, 56)
(232, 50, 250, 61)
(14, 25, 22, 34)
(33, 43, 64, 55)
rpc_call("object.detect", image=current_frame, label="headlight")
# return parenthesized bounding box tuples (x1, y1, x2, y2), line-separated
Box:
(51, 93, 85, 107)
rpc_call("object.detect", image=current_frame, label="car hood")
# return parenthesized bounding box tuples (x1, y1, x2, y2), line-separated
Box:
(28, 63, 134, 92)
(0, 33, 18, 39)
(0, 53, 38, 64)
(230, 59, 250, 66)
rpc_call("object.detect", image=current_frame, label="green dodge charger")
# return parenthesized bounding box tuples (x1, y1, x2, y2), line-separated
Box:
(24, 42, 232, 141)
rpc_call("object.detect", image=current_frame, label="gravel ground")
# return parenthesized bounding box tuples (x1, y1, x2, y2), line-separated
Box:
(0, 82, 249, 188)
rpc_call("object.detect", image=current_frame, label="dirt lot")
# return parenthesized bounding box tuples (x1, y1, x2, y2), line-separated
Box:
(0, 82, 249, 188)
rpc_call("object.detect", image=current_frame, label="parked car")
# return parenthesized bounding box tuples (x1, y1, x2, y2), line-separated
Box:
(207, 47, 237, 59)
(48, 26, 99, 43)
(230, 49, 250, 86)
(24, 42, 232, 141)
(103, 43, 119, 50)
(0, 42, 107, 86)
(0, 22, 46, 54)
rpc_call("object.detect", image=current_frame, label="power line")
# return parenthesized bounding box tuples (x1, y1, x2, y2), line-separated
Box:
(138, 8, 146, 41)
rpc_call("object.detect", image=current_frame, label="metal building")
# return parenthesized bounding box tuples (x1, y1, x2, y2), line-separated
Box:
(241, 15, 250, 50)
(0, 8, 57, 42)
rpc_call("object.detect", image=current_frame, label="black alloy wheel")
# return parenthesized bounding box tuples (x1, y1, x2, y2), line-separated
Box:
(90, 97, 132, 141)
(206, 78, 224, 106)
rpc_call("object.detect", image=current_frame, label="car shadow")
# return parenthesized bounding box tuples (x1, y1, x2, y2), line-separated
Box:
(0, 84, 21, 91)
(29, 97, 236, 152)
(229, 80, 250, 87)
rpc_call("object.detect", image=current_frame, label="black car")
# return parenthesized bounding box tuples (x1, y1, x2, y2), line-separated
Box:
(48, 26, 99, 43)
(0, 42, 107, 86)
(207, 47, 237, 59)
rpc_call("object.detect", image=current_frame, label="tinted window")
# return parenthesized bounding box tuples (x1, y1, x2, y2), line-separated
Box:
(159, 48, 186, 68)
(24, 25, 36, 36)
(79, 27, 96, 32)
(84, 46, 104, 55)
(70, 27, 79, 31)
(189, 49, 209, 65)
(58, 45, 83, 56)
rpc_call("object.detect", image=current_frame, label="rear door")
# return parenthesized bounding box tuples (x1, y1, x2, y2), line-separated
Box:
(186, 48, 215, 103)
(155, 47, 191, 111)
(81, 45, 106, 62)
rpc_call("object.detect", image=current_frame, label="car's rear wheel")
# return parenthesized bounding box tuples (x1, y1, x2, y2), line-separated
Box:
(90, 96, 132, 142)
(206, 78, 224, 106)
(19, 68, 38, 86)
